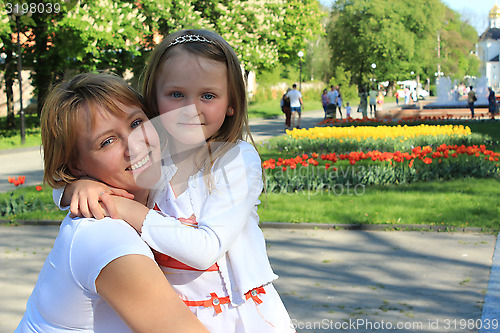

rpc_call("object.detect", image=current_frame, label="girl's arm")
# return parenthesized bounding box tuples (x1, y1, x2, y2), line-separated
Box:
(139, 143, 263, 270)
(54, 178, 134, 219)
(97, 254, 208, 333)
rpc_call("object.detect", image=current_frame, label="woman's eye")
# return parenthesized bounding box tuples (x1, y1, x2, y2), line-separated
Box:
(202, 93, 215, 100)
(170, 92, 183, 98)
(100, 137, 115, 148)
(131, 118, 143, 129)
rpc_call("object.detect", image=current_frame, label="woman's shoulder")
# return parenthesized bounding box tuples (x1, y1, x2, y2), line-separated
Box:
(71, 216, 149, 248)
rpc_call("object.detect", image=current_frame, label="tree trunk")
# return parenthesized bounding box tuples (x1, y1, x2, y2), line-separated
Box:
(3, 38, 16, 129)
(386, 81, 395, 96)
(32, 16, 51, 117)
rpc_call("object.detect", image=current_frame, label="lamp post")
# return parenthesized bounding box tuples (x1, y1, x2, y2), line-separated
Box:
(371, 63, 376, 88)
(298, 51, 304, 91)
(13, 8, 25, 144)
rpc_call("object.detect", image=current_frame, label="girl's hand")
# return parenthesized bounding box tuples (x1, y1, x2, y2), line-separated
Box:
(112, 196, 149, 232)
(178, 214, 197, 227)
(65, 178, 134, 220)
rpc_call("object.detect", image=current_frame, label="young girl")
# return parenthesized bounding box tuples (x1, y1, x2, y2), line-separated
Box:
(346, 102, 352, 119)
(58, 30, 294, 332)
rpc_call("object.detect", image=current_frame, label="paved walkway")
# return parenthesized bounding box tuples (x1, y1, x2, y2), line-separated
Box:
(0, 225, 497, 332)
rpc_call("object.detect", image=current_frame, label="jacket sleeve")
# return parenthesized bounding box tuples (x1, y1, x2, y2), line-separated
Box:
(52, 187, 70, 211)
(140, 143, 263, 270)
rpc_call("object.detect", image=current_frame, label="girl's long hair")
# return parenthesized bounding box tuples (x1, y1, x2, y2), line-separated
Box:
(141, 29, 255, 190)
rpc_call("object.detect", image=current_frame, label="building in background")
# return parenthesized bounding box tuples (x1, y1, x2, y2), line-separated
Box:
(478, 3, 500, 89)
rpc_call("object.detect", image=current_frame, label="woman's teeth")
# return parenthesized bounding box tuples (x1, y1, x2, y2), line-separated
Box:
(129, 154, 150, 171)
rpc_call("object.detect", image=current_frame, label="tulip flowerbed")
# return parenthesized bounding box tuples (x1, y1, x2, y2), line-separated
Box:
(274, 124, 488, 154)
(262, 142, 500, 193)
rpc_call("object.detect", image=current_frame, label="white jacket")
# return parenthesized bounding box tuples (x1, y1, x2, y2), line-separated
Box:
(142, 140, 278, 305)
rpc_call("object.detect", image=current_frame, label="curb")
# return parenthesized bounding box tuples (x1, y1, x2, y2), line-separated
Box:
(261, 222, 494, 233)
(479, 233, 500, 333)
(0, 145, 41, 156)
(0, 219, 496, 233)
(0, 219, 62, 226)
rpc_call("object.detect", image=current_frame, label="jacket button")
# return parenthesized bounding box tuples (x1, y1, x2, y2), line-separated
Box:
(212, 298, 220, 306)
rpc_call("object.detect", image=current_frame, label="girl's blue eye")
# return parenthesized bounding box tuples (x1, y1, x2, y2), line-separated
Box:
(171, 92, 183, 98)
(202, 93, 215, 100)
(131, 118, 143, 129)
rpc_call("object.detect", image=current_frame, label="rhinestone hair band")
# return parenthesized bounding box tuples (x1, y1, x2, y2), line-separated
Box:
(167, 34, 216, 48)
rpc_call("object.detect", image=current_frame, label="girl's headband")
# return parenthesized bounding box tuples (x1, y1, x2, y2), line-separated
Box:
(167, 34, 216, 48)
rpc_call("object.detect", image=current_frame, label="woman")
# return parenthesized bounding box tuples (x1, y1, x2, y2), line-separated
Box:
(488, 87, 497, 118)
(321, 88, 328, 118)
(15, 73, 208, 333)
(281, 88, 292, 130)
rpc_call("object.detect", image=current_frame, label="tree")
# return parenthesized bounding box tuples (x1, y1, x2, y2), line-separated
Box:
(0, 10, 16, 129)
(438, 7, 480, 81)
(277, 0, 325, 66)
(327, 0, 479, 87)
(0, 0, 325, 120)
(328, 0, 444, 86)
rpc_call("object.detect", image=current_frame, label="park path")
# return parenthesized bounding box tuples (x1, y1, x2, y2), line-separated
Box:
(1, 225, 497, 333)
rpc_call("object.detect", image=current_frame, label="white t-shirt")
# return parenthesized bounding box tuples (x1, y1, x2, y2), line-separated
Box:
(369, 90, 377, 104)
(15, 215, 154, 333)
(286, 89, 302, 108)
(326, 90, 338, 105)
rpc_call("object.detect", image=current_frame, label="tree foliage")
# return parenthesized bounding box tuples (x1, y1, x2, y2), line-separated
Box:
(327, 0, 479, 86)
(0, 0, 324, 120)
(439, 7, 480, 80)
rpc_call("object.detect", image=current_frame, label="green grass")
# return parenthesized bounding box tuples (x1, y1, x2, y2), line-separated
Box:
(0, 114, 42, 150)
(248, 97, 323, 119)
(467, 121, 500, 143)
(0, 185, 66, 222)
(2, 179, 499, 231)
(258, 177, 500, 230)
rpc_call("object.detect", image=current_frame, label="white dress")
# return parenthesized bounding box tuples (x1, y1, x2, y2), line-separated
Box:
(153, 182, 294, 332)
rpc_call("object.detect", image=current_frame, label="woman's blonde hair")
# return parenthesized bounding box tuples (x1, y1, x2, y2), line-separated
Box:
(141, 29, 254, 186)
(41, 72, 147, 189)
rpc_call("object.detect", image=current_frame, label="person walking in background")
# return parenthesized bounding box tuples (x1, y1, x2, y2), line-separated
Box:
(395, 90, 399, 105)
(336, 85, 343, 119)
(321, 88, 328, 118)
(488, 87, 497, 118)
(326, 85, 338, 119)
(369, 87, 377, 118)
(404, 87, 410, 105)
(281, 88, 292, 130)
(468, 86, 476, 118)
(345, 102, 352, 119)
(287, 83, 303, 128)
(376, 91, 384, 115)
(358, 86, 368, 118)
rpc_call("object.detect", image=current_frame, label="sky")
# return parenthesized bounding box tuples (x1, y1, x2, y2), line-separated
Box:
(441, 0, 495, 34)
(319, 0, 497, 35)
